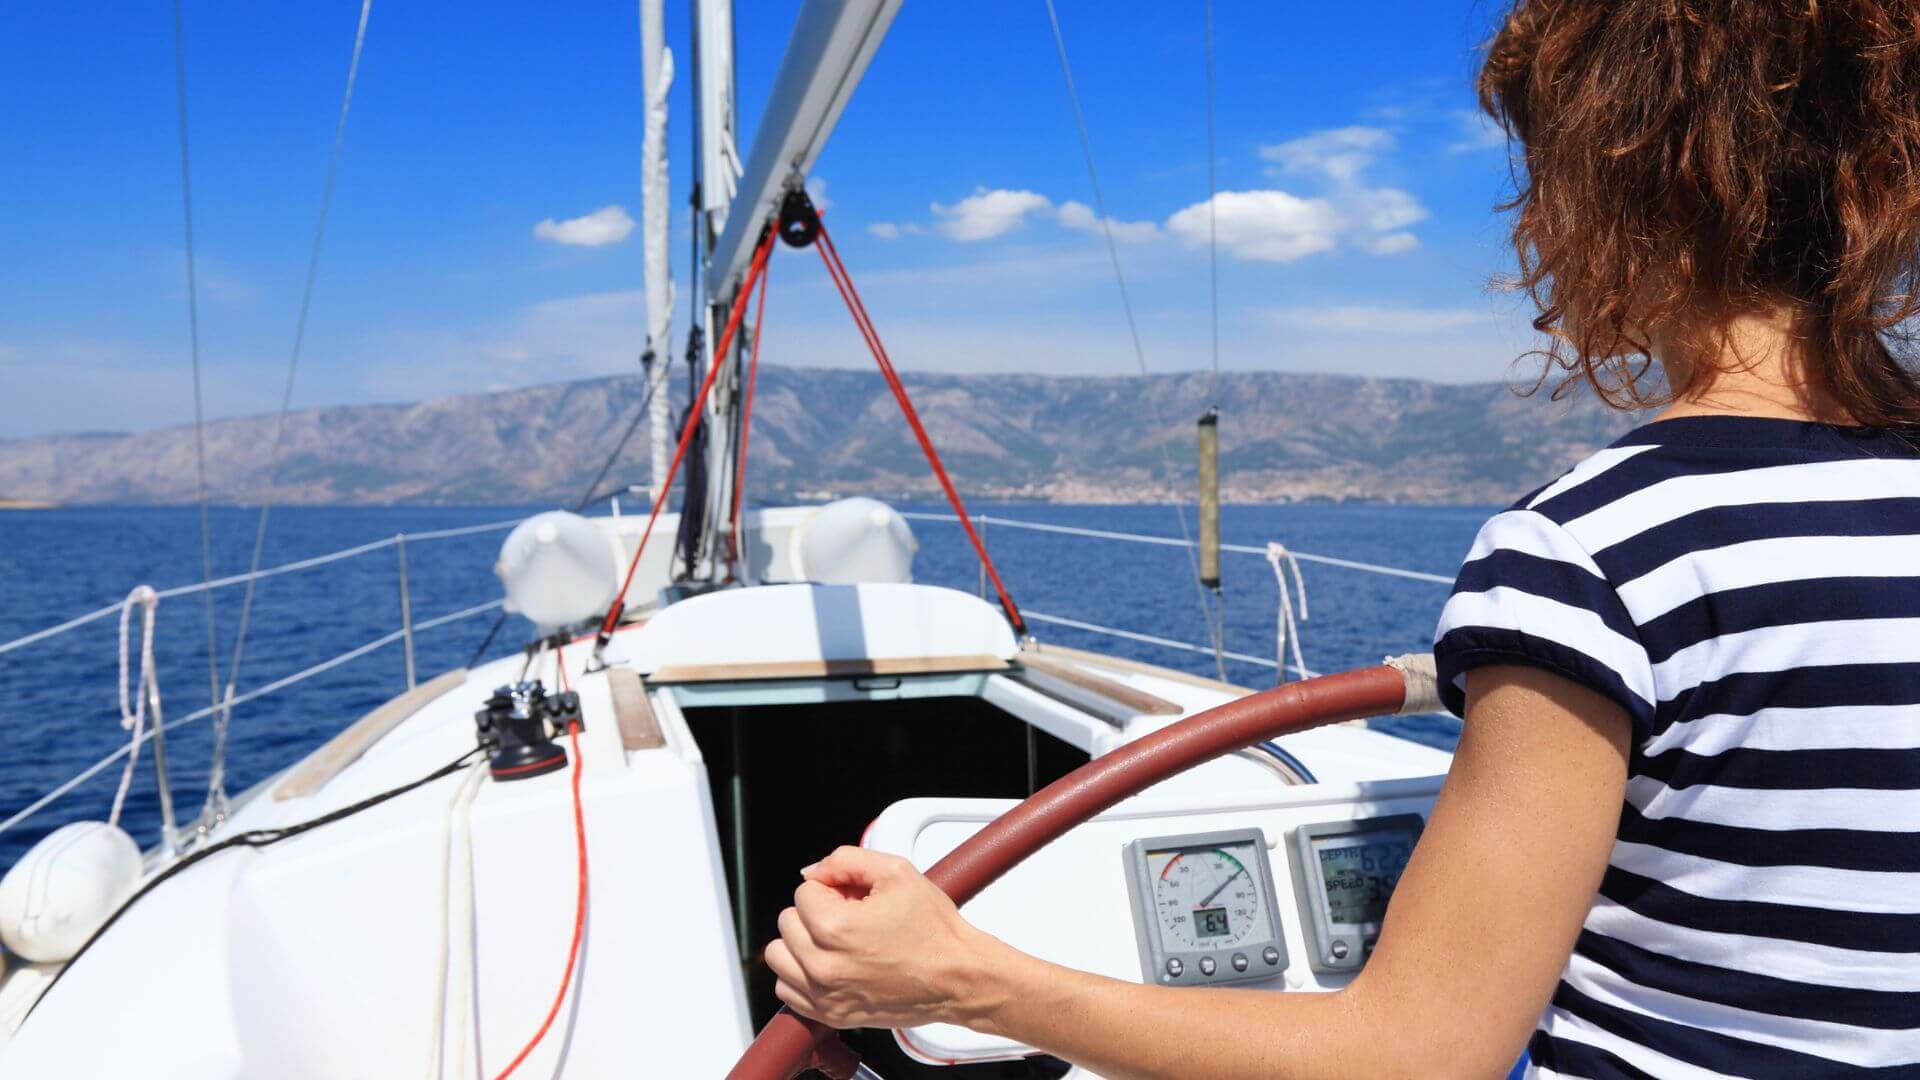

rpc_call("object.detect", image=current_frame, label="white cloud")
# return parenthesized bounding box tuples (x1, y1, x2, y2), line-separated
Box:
(1055, 200, 1159, 242)
(1448, 109, 1508, 154)
(1170, 125, 1431, 260)
(1268, 305, 1496, 334)
(931, 188, 1053, 241)
(806, 177, 833, 213)
(1260, 126, 1394, 182)
(1349, 186, 1429, 233)
(869, 222, 903, 240)
(1357, 232, 1420, 255)
(532, 204, 636, 247)
(1165, 190, 1343, 263)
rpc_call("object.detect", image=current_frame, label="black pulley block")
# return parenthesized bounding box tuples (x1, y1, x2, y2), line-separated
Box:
(777, 186, 821, 248)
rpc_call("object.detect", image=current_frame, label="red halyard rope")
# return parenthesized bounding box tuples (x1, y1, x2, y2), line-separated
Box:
(493, 645, 589, 1079)
(813, 222, 1027, 636)
(598, 225, 780, 641)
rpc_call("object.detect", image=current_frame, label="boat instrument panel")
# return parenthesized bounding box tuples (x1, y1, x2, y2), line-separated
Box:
(1122, 813, 1422, 986)
(869, 776, 1443, 1067)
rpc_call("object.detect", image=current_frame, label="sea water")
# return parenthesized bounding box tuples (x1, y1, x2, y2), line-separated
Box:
(0, 502, 1488, 864)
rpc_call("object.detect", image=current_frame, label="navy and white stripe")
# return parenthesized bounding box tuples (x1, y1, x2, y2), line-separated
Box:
(1434, 416, 1920, 1078)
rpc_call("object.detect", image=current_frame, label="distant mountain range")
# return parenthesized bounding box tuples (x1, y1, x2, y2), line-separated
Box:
(0, 366, 1640, 506)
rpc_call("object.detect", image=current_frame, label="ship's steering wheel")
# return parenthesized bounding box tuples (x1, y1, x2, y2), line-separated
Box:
(724, 659, 1435, 1080)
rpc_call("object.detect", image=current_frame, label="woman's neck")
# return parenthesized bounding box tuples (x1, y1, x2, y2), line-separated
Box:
(1652, 308, 1856, 425)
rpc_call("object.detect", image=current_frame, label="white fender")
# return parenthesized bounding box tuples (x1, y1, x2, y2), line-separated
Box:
(0, 821, 142, 962)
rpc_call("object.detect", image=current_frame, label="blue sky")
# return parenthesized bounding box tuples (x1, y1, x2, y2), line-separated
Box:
(0, 1, 1532, 438)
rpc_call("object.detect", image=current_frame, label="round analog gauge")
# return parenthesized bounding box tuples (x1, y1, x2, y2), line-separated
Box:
(1152, 845, 1263, 949)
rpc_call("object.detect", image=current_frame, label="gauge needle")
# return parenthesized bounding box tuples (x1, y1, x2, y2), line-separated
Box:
(1198, 864, 1247, 908)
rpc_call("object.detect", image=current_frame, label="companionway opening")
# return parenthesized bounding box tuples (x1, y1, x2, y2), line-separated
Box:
(682, 691, 1087, 1079)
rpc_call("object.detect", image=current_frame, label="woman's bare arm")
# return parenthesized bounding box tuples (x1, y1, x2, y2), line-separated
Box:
(767, 664, 1632, 1078)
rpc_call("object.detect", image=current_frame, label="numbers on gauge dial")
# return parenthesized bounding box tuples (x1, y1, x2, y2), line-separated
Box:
(1152, 846, 1261, 949)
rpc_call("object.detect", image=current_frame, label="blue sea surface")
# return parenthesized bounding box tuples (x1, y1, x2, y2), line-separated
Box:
(0, 502, 1489, 865)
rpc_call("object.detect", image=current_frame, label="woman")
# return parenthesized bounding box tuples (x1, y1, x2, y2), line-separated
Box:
(765, 3, 1920, 1075)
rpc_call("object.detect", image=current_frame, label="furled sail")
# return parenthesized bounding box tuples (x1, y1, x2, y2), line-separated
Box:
(640, 0, 674, 495)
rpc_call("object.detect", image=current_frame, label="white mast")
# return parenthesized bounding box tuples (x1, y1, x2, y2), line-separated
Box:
(689, 0, 743, 582)
(688, 0, 905, 581)
(640, 0, 675, 496)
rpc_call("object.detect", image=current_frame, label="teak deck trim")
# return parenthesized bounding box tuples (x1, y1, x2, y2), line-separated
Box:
(1020, 642, 1255, 698)
(607, 667, 666, 750)
(647, 654, 1009, 684)
(1013, 651, 1186, 716)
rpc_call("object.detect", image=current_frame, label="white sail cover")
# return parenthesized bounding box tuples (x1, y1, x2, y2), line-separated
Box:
(640, 0, 674, 494)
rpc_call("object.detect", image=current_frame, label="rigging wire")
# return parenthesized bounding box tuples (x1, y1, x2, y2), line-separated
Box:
(1203, 0, 1222, 401)
(573, 370, 664, 512)
(170, 0, 226, 756)
(813, 222, 1027, 636)
(463, 354, 667, 669)
(597, 225, 781, 645)
(200, 0, 375, 832)
(728, 245, 775, 571)
(1038, 0, 1227, 677)
(1201, 0, 1228, 678)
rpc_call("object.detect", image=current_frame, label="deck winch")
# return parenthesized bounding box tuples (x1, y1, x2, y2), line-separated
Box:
(474, 680, 581, 782)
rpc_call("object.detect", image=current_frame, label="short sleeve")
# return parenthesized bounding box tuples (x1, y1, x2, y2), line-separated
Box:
(1433, 509, 1655, 731)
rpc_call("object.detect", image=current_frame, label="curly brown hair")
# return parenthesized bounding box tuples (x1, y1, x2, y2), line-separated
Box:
(1479, 0, 1920, 426)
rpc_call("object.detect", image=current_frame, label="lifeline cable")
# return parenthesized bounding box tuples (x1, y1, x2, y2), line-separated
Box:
(598, 223, 780, 645)
(812, 222, 1027, 636)
(25, 746, 486, 1024)
(492, 646, 590, 1079)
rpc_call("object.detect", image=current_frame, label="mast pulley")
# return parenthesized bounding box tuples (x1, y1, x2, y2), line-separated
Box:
(776, 186, 821, 249)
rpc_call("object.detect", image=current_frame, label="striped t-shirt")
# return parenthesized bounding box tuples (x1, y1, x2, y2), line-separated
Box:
(1433, 415, 1920, 1078)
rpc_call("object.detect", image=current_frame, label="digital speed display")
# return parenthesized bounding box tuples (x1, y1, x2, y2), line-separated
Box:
(1312, 830, 1414, 927)
(1194, 907, 1231, 937)
(1291, 814, 1425, 975)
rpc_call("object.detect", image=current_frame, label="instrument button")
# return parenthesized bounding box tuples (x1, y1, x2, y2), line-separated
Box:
(1198, 956, 1217, 977)
(1330, 940, 1351, 961)
(1231, 953, 1249, 972)
(1165, 958, 1184, 979)
(1262, 946, 1282, 966)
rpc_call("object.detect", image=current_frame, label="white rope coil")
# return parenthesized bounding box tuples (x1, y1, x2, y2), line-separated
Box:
(1265, 542, 1310, 685)
(112, 586, 163, 827)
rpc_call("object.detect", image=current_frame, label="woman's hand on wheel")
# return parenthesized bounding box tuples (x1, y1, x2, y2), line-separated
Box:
(764, 845, 1013, 1032)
